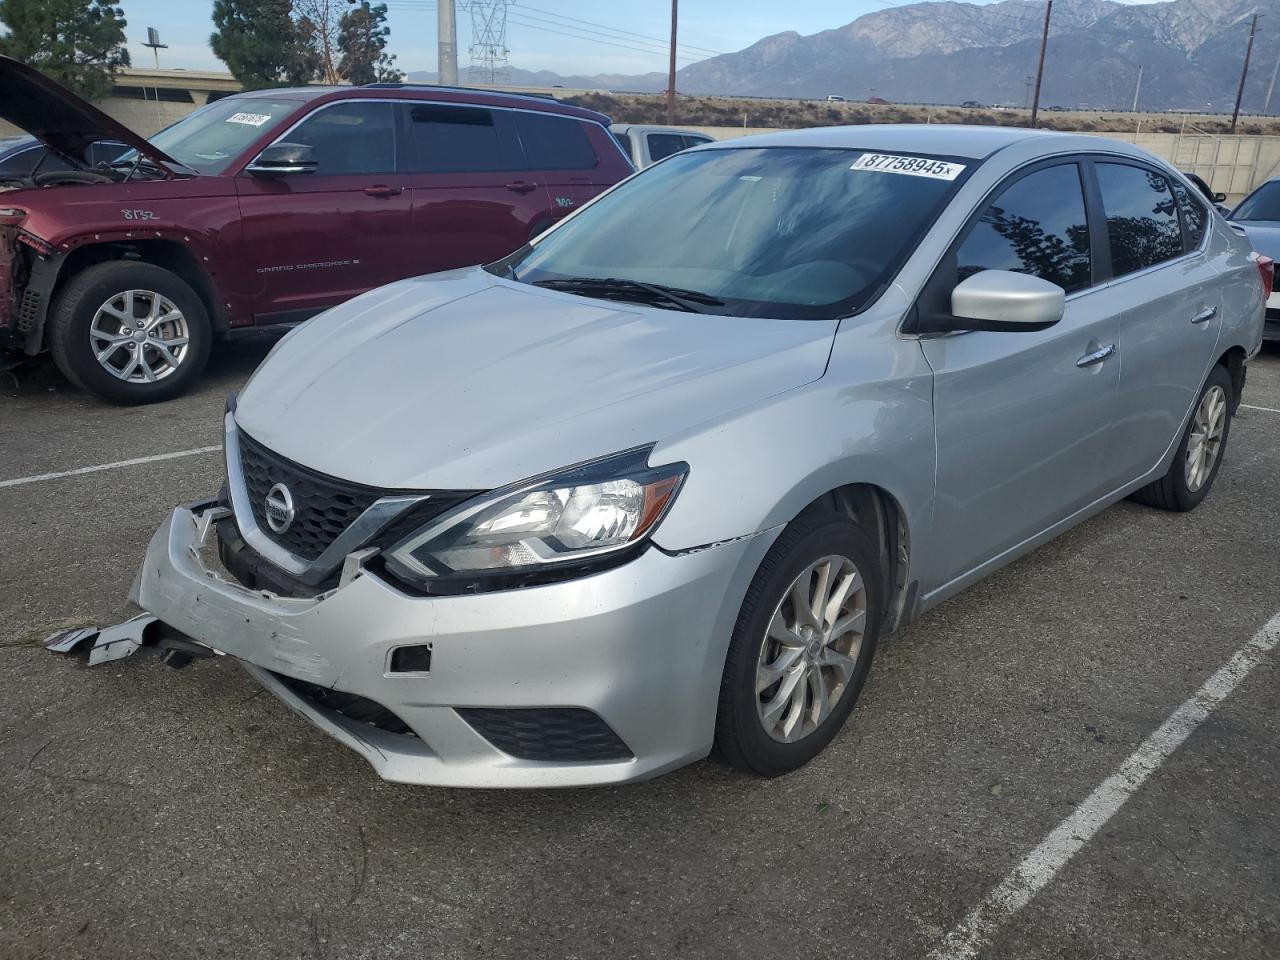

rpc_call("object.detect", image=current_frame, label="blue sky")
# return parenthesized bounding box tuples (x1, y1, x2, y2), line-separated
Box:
(118, 0, 973, 75)
(122, 0, 1157, 77)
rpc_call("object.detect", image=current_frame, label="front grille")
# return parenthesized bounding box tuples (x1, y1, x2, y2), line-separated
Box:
(270, 671, 418, 737)
(237, 430, 385, 560)
(457, 707, 633, 763)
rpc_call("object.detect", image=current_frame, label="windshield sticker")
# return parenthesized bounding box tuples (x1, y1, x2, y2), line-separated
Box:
(850, 154, 965, 180)
(226, 112, 272, 127)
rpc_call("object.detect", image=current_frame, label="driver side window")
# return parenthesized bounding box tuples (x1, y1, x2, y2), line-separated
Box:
(955, 163, 1092, 293)
(285, 101, 397, 176)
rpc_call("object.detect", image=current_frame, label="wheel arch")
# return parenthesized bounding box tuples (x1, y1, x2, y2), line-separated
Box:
(792, 482, 914, 636)
(1217, 344, 1247, 412)
(36, 239, 225, 351)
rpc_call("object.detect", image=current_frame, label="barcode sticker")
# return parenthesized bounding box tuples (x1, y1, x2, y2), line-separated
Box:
(226, 112, 272, 127)
(850, 153, 965, 180)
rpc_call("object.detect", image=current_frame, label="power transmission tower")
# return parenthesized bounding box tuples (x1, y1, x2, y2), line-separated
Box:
(438, 0, 459, 86)
(467, 1, 512, 86)
(1029, 0, 1052, 127)
(1231, 13, 1260, 133)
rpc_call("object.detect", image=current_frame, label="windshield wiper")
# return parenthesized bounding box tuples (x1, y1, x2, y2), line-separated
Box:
(532, 276, 724, 314)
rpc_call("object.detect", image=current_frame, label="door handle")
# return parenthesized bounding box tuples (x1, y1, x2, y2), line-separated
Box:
(505, 180, 537, 194)
(1191, 306, 1218, 324)
(362, 185, 402, 198)
(1076, 343, 1116, 368)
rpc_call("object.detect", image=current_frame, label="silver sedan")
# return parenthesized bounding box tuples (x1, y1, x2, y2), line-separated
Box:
(116, 125, 1265, 786)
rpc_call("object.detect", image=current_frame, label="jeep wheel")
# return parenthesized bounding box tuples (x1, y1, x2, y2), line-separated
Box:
(49, 261, 211, 405)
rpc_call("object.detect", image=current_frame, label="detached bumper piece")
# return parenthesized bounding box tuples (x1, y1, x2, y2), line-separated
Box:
(44, 614, 219, 669)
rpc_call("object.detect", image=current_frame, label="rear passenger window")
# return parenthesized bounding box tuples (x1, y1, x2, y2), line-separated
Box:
(1172, 181, 1208, 250)
(646, 133, 687, 162)
(515, 113, 597, 170)
(287, 101, 396, 175)
(955, 163, 1092, 293)
(1095, 162, 1184, 276)
(406, 104, 511, 173)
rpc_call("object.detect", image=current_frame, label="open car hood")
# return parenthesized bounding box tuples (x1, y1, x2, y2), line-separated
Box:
(0, 56, 177, 170)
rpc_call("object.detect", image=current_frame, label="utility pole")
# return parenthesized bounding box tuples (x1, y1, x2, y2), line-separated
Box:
(1265, 46, 1280, 114)
(1131, 64, 1143, 112)
(1029, 0, 1052, 127)
(666, 0, 679, 123)
(1231, 13, 1259, 133)
(438, 0, 459, 86)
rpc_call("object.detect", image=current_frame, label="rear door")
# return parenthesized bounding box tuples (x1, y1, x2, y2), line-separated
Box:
(920, 159, 1123, 583)
(1091, 159, 1223, 484)
(512, 111, 611, 223)
(236, 99, 412, 321)
(400, 102, 552, 273)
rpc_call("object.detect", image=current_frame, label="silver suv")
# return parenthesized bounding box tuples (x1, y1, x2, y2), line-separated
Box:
(90, 125, 1264, 787)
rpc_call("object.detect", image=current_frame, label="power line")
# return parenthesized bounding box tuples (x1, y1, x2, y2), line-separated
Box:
(518, 3, 723, 56)
(384, 0, 715, 60)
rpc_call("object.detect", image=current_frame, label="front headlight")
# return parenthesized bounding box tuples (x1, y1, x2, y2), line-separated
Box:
(383, 446, 686, 589)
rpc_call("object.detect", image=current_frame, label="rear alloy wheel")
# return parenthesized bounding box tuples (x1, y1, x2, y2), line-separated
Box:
(49, 260, 211, 405)
(1130, 363, 1234, 512)
(715, 515, 881, 776)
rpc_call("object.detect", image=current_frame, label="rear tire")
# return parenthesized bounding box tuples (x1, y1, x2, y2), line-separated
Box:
(1129, 364, 1233, 512)
(714, 514, 882, 777)
(49, 260, 211, 405)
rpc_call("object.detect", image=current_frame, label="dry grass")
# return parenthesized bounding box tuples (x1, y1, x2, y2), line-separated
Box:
(566, 92, 1280, 135)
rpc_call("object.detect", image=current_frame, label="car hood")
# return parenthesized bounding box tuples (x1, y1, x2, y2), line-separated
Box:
(235, 269, 836, 490)
(1233, 221, 1280, 259)
(0, 56, 176, 170)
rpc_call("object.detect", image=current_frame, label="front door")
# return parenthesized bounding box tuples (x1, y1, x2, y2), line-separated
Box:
(1090, 161, 1223, 484)
(920, 160, 1122, 588)
(236, 99, 412, 322)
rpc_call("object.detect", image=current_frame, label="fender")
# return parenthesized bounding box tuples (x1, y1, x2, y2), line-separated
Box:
(4, 178, 250, 353)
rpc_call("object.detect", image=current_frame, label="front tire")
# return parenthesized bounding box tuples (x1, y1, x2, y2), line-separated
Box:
(49, 261, 211, 405)
(714, 515, 882, 777)
(1130, 364, 1233, 512)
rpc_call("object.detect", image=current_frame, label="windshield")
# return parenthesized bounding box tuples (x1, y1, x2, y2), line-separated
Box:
(1232, 181, 1280, 222)
(122, 98, 302, 174)
(502, 146, 971, 320)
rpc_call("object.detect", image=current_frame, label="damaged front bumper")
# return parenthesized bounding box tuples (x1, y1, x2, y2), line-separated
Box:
(94, 500, 772, 788)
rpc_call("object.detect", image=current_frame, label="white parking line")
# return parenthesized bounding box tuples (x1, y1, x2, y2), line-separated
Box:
(1241, 403, 1280, 414)
(0, 446, 223, 489)
(929, 611, 1280, 960)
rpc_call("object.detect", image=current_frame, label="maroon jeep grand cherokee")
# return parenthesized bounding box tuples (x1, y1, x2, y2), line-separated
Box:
(0, 57, 632, 403)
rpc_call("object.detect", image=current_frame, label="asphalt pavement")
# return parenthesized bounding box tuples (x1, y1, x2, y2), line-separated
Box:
(1, 341, 1276, 960)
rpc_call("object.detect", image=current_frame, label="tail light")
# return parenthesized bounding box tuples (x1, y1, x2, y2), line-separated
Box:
(1257, 255, 1274, 300)
(0, 207, 25, 226)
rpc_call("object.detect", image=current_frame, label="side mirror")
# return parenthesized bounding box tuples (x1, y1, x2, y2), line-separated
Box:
(948, 269, 1064, 332)
(246, 143, 318, 177)
(1213, 192, 1228, 204)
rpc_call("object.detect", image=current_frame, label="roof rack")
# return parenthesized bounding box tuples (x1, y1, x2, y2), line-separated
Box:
(363, 82, 556, 102)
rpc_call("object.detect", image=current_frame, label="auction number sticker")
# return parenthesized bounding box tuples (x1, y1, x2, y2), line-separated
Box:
(226, 112, 272, 127)
(851, 153, 965, 180)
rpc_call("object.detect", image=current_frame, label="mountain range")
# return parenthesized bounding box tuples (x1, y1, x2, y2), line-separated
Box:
(410, 0, 1280, 112)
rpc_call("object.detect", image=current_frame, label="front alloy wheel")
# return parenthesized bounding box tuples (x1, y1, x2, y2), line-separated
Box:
(756, 555, 867, 744)
(48, 260, 212, 405)
(90, 289, 191, 384)
(715, 514, 882, 777)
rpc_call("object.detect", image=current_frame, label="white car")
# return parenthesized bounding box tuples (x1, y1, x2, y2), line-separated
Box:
(610, 124, 714, 168)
